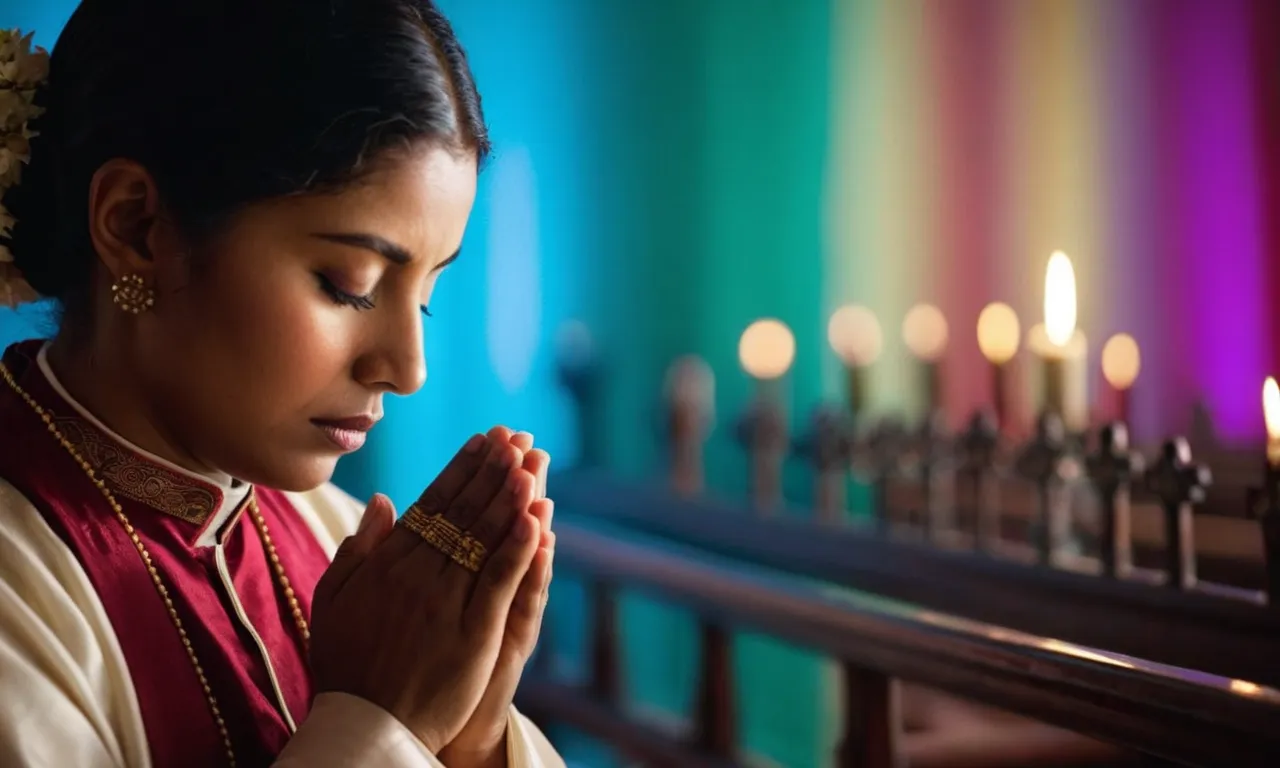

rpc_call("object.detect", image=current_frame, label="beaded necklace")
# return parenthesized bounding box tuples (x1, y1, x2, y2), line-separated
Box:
(0, 361, 310, 767)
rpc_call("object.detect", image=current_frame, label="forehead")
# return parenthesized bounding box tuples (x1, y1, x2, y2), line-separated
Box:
(335, 147, 479, 261)
(238, 145, 478, 266)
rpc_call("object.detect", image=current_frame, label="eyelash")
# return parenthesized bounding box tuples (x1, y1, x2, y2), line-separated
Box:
(317, 274, 434, 318)
(317, 274, 375, 311)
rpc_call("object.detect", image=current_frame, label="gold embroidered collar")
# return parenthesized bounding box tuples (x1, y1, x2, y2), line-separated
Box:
(14, 343, 236, 526)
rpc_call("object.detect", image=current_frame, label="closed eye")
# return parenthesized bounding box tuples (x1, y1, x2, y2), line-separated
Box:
(316, 274, 375, 310)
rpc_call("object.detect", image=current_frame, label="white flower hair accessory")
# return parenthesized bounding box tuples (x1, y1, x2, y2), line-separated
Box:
(0, 29, 49, 309)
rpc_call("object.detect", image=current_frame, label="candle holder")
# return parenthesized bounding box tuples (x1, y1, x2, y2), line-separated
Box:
(734, 396, 790, 511)
(1144, 438, 1212, 591)
(795, 405, 856, 523)
(1085, 423, 1144, 579)
(903, 410, 953, 541)
(956, 410, 1001, 550)
(555, 321, 604, 470)
(1014, 412, 1072, 565)
(853, 418, 909, 534)
(663, 356, 716, 497)
(1245, 465, 1280, 606)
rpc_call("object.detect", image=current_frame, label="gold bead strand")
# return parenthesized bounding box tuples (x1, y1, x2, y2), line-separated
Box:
(0, 362, 237, 766)
(247, 497, 311, 645)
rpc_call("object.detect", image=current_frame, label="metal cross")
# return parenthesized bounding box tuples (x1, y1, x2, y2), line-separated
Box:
(1245, 465, 1280, 606)
(1085, 422, 1144, 578)
(854, 418, 908, 534)
(1015, 412, 1069, 564)
(795, 406, 855, 522)
(957, 410, 1000, 547)
(1144, 437, 1211, 591)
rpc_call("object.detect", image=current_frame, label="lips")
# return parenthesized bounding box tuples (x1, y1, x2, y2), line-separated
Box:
(312, 415, 380, 452)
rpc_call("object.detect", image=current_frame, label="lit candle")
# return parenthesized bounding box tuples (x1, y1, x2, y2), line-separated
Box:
(1259, 377, 1280, 604)
(1101, 333, 1141, 426)
(1264, 377, 1280, 467)
(1027, 252, 1088, 431)
(902, 303, 949, 418)
(827, 304, 882, 418)
(976, 301, 1020, 432)
(738, 318, 796, 508)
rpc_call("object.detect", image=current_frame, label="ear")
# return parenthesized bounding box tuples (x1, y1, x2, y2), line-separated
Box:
(86, 159, 184, 284)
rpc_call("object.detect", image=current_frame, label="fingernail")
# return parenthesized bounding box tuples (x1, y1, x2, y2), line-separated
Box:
(514, 430, 534, 443)
(358, 495, 383, 535)
(463, 434, 485, 454)
(514, 515, 534, 542)
(489, 447, 515, 468)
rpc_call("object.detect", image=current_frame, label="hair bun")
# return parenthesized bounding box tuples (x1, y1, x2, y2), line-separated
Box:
(5, 123, 70, 301)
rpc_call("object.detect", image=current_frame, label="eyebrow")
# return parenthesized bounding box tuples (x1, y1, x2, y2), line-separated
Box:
(312, 232, 461, 271)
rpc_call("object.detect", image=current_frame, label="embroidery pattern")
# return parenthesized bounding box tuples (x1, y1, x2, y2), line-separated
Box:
(55, 416, 218, 524)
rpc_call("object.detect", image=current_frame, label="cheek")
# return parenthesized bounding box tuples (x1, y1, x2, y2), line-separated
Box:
(159, 258, 357, 409)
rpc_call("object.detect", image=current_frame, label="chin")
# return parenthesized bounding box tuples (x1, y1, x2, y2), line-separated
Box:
(237, 453, 340, 493)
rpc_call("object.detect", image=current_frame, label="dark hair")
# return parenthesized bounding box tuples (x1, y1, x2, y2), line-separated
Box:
(4, 0, 488, 322)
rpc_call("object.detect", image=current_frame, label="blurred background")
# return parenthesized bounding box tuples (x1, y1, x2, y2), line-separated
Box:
(3, 1, 1278, 766)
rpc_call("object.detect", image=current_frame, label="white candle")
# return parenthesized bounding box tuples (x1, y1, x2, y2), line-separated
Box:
(1264, 376, 1280, 467)
(1029, 252, 1088, 431)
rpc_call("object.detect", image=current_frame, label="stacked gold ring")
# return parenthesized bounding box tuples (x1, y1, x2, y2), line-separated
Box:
(398, 505, 487, 572)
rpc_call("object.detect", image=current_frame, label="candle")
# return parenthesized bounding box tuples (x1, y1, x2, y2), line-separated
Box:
(827, 304, 882, 418)
(1264, 377, 1280, 466)
(1028, 252, 1088, 431)
(1101, 333, 1141, 426)
(738, 318, 796, 508)
(1260, 377, 1280, 604)
(976, 301, 1020, 431)
(901, 303, 949, 417)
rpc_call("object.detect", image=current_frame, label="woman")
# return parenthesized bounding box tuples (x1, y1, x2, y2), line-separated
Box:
(0, 1, 565, 766)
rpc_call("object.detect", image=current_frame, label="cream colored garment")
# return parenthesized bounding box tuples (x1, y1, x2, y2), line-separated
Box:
(0, 479, 564, 767)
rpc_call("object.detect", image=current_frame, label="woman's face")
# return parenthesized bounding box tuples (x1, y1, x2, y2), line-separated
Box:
(138, 146, 477, 491)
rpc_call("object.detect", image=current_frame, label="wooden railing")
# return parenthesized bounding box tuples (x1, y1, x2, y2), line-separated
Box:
(517, 516, 1280, 766)
(545, 470, 1280, 688)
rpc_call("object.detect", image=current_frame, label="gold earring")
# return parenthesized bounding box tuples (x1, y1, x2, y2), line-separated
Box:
(111, 274, 155, 315)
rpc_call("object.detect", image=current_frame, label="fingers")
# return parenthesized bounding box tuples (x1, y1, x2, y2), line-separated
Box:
(442, 440, 524, 532)
(465, 463, 537, 555)
(464, 511, 539, 635)
(413, 434, 489, 516)
(509, 431, 533, 454)
(528, 497, 554, 551)
(505, 544, 553, 653)
(315, 494, 397, 602)
(522, 449, 550, 499)
(378, 433, 489, 563)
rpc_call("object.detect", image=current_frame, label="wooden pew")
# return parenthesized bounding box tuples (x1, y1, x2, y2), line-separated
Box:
(546, 470, 1280, 688)
(518, 517, 1280, 766)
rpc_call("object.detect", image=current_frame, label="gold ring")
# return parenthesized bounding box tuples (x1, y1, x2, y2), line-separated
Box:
(398, 506, 487, 572)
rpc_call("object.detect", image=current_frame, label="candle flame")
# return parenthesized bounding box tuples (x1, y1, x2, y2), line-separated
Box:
(902, 303, 949, 362)
(739, 318, 795, 380)
(1044, 251, 1077, 347)
(827, 304, 882, 366)
(1264, 377, 1280, 441)
(1101, 333, 1141, 390)
(976, 302, 1020, 365)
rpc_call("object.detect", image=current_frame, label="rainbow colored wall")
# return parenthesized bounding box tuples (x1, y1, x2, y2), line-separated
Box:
(827, 0, 1279, 444)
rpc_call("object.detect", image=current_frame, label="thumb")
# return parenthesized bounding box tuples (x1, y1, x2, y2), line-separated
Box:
(318, 494, 396, 600)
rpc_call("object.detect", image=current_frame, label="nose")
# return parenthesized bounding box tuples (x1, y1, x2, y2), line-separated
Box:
(352, 301, 428, 396)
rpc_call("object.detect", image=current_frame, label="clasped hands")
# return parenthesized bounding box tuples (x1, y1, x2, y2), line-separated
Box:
(310, 426, 554, 768)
